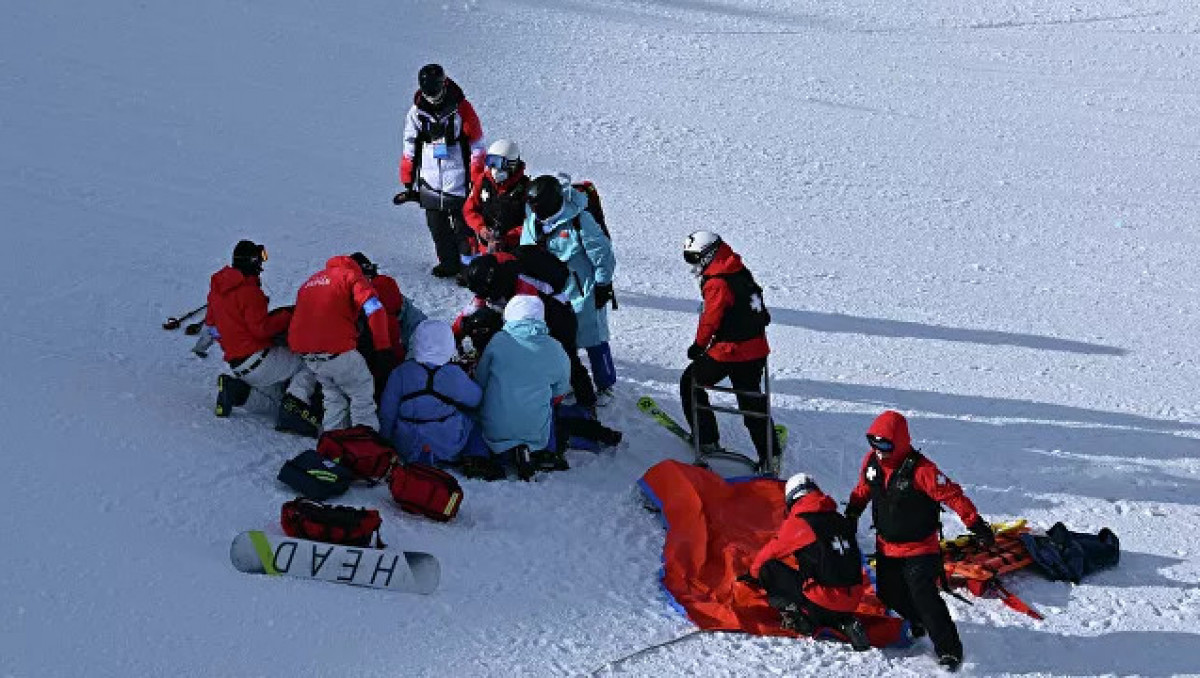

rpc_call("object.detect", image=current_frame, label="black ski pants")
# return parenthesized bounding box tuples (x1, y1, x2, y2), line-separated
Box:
(423, 207, 470, 270)
(758, 559, 855, 630)
(543, 295, 596, 408)
(679, 355, 777, 463)
(874, 553, 962, 658)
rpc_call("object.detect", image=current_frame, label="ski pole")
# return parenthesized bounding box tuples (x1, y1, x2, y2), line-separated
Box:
(163, 304, 207, 330)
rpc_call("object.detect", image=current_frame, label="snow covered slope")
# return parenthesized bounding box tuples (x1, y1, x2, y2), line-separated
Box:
(3, 0, 1199, 675)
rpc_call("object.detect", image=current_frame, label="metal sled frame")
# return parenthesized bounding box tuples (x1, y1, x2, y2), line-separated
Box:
(688, 357, 776, 474)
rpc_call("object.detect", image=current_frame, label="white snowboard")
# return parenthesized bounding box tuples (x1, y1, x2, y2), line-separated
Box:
(230, 530, 440, 595)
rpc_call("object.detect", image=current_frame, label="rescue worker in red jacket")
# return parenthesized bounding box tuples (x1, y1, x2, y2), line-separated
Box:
(462, 139, 528, 255)
(205, 240, 317, 435)
(845, 410, 995, 672)
(746, 473, 872, 651)
(679, 230, 780, 473)
(289, 256, 392, 432)
(348, 252, 428, 400)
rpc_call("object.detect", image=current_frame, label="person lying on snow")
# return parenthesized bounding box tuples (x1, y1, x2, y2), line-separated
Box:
(742, 473, 872, 651)
(458, 248, 596, 409)
(378, 319, 496, 477)
(348, 252, 426, 400)
(289, 255, 392, 432)
(206, 240, 319, 437)
(844, 410, 995, 672)
(522, 175, 618, 406)
(474, 295, 571, 480)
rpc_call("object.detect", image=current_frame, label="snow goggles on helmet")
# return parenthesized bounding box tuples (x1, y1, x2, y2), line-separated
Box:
(866, 435, 893, 452)
(485, 154, 516, 170)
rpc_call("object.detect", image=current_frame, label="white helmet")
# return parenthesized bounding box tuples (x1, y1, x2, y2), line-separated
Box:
(683, 230, 722, 275)
(484, 139, 522, 183)
(784, 472, 819, 509)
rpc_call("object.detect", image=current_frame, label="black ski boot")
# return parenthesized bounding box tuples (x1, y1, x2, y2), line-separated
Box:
(909, 621, 927, 639)
(430, 262, 460, 279)
(215, 374, 251, 417)
(510, 444, 535, 481)
(460, 455, 506, 481)
(596, 426, 623, 448)
(276, 393, 319, 438)
(937, 651, 962, 672)
(531, 448, 569, 473)
(839, 618, 871, 652)
(778, 604, 814, 635)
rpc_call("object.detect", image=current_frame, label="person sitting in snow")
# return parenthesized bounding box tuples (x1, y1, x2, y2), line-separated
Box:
(379, 319, 499, 479)
(474, 295, 571, 480)
(743, 473, 871, 652)
(522, 175, 618, 406)
(844, 410, 994, 672)
(348, 252, 426, 399)
(288, 255, 392, 432)
(462, 139, 528, 255)
(205, 239, 318, 436)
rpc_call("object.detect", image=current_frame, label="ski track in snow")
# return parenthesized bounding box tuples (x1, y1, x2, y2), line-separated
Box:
(3, 0, 1200, 676)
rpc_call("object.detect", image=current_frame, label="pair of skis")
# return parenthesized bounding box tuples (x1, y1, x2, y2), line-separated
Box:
(636, 396, 787, 477)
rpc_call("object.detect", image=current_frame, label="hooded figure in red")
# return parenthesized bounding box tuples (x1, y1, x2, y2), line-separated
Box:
(746, 473, 870, 650)
(679, 231, 779, 472)
(289, 256, 392, 431)
(845, 410, 993, 671)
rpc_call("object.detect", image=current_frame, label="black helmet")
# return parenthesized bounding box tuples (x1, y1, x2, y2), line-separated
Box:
(349, 251, 378, 278)
(231, 240, 266, 276)
(463, 254, 499, 299)
(461, 306, 503, 353)
(418, 63, 446, 101)
(526, 175, 564, 223)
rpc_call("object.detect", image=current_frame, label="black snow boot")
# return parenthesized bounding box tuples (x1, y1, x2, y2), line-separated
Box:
(215, 374, 251, 417)
(510, 444, 536, 481)
(531, 448, 569, 473)
(430, 262, 460, 279)
(778, 604, 814, 635)
(840, 618, 871, 652)
(938, 652, 962, 672)
(460, 455, 506, 482)
(276, 393, 319, 438)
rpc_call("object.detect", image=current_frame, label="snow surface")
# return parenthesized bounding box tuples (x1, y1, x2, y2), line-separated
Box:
(3, 0, 1200, 675)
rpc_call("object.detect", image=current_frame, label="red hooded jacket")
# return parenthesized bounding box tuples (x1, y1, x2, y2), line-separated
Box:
(749, 490, 866, 613)
(696, 243, 770, 362)
(847, 411, 981, 558)
(288, 256, 391, 355)
(371, 273, 407, 361)
(204, 266, 290, 362)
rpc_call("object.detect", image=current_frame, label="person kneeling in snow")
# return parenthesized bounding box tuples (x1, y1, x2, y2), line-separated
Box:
(474, 295, 571, 480)
(844, 410, 994, 672)
(289, 255, 392, 432)
(206, 240, 319, 436)
(379, 319, 497, 478)
(743, 473, 871, 652)
(349, 252, 426, 399)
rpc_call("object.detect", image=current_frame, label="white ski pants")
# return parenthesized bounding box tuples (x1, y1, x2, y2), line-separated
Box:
(231, 347, 317, 403)
(301, 351, 378, 432)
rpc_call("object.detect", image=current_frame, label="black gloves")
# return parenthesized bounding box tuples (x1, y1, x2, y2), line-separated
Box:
(968, 517, 996, 546)
(392, 187, 417, 205)
(594, 283, 613, 309)
(687, 344, 706, 361)
(844, 506, 862, 532)
(736, 573, 762, 589)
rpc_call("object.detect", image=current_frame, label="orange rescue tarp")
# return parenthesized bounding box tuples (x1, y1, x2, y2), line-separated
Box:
(638, 460, 904, 647)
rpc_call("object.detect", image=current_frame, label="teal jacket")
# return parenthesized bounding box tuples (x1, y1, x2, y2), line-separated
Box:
(520, 184, 616, 348)
(475, 315, 571, 452)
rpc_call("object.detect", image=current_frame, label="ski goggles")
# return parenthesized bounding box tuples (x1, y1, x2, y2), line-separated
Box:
(683, 250, 706, 265)
(484, 154, 517, 171)
(866, 435, 894, 452)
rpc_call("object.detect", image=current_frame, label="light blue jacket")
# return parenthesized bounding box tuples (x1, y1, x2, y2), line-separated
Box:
(520, 184, 616, 348)
(475, 315, 571, 453)
(379, 320, 482, 464)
